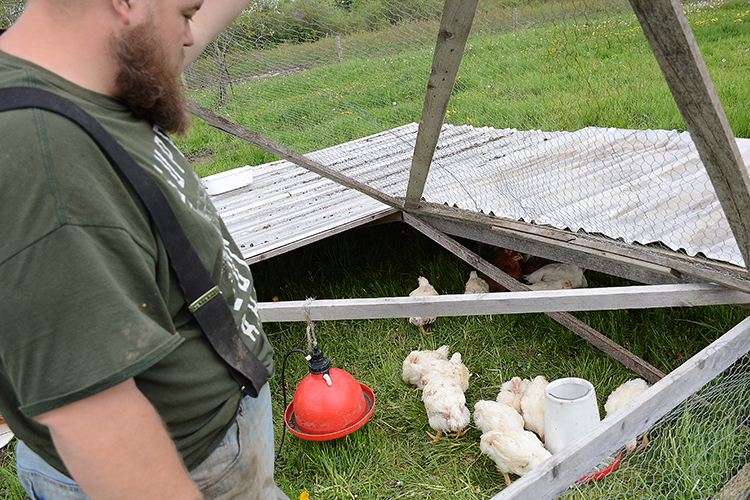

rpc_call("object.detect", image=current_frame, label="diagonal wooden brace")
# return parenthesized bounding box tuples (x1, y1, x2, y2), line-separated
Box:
(403, 212, 666, 383)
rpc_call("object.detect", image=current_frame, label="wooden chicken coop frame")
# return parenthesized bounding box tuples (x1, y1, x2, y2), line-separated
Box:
(190, 0, 750, 497)
(192, 0, 750, 292)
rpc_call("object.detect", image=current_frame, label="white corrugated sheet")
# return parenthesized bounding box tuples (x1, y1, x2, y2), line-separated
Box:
(206, 123, 750, 267)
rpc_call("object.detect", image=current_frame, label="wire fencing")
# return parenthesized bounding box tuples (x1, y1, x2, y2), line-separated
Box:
(555, 354, 750, 500)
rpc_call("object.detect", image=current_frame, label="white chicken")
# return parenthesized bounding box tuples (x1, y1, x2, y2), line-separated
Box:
(422, 377, 471, 441)
(480, 428, 552, 486)
(524, 263, 587, 289)
(473, 400, 524, 434)
(604, 378, 651, 453)
(464, 271, 490, 294)
(401, 345, 450, 387)
(419, 352, 470, 392)
(408, 276, 439, 334)
(520, 375, 549, 441)
(403, 347, 471, 441)
(496, 376, 531, 413)
(526, 279, 574, 291)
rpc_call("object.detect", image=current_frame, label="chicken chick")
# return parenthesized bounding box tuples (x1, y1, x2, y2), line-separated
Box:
(520, 375, 549, 442)
(524, 263, 587, 289)
(404, 347, 472, 442)
(604, 378, 650, 453)
(420, 352, 470, 392)
(473, 400, 524, 434)
(464, 271, 490, 294)
(526, 279, 574, 291)
(480, 428, 552, 486)
(422, 377, 471, 441)
(496, 376, 531, 414)
(402, 345, 450, 388)
(408, 276, 439, 334)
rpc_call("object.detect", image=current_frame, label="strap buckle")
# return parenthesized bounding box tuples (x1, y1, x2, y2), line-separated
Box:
(189, 286, 221, 312)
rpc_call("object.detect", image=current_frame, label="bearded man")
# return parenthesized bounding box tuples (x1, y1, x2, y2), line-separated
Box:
(0, 1, 288, 499)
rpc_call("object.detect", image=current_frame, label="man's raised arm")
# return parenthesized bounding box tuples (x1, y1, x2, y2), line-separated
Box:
(183, 0, 253, 68)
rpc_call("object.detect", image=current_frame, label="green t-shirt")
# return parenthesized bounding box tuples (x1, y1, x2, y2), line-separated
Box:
(0, 50, 275, 475)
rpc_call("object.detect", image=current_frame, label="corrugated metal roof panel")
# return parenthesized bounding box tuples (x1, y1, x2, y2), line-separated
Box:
(206, 124, 750, 267)
(207, 155, 394, 263)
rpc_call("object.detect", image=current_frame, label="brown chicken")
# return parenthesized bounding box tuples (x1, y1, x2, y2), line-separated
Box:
(479, 247, 524, 292)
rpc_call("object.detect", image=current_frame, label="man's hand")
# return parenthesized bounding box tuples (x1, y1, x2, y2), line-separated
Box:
(33, 378, 203, 500)
(183, 0, 253, 68)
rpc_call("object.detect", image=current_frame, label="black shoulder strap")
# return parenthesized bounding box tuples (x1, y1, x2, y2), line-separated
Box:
(0, 86, 268, 397)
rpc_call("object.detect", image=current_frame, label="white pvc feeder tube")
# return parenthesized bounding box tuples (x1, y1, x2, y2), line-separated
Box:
(544, 377, 601, 455)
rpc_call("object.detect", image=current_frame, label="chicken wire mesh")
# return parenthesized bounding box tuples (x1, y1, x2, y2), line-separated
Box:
(556, 353, 750, 500)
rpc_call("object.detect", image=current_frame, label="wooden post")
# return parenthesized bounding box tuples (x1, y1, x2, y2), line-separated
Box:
(628, 0, 750, 269)
(257, 283, 750, 323)
(404, 0, 479, 209)
(713, 464, 750, 500)
(336, 35, 343, 63)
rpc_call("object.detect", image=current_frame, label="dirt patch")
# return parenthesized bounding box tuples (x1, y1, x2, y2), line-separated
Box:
(185, 150, 214, 166)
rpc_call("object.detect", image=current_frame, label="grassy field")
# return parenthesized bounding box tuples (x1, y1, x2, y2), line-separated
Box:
(2, 1, 750, 499)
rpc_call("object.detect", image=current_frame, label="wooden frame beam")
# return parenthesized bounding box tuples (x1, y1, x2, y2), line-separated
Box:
(418, 212, 693, 286)
(412, 201, 750, 294)
(258, 283, 750, 323)
(403, 213, 669, 382)
(404, 0, 479, 208)
(188, 100, 406, 211)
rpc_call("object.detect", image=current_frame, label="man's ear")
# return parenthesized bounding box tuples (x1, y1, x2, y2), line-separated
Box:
(111, 0, 135, 25)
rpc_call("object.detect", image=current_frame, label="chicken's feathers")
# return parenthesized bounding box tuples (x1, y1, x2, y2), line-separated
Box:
(480, 428, 551, 477)
(474, 400, 525, 434)
(520, 375, 549, 441)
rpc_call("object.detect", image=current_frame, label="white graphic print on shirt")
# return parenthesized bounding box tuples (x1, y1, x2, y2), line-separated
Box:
(151, 126, 260, 343)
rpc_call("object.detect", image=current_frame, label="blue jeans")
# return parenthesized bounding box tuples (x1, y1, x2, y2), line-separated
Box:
(16, 384, 289, 500)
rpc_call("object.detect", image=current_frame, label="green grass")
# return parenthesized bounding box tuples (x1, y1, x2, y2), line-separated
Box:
(0, 442, 26, 500)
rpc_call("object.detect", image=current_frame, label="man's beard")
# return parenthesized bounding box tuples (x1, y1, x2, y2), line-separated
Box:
(111, 21, 191, 135)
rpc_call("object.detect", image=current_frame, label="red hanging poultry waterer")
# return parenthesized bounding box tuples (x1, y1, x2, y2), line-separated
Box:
(284, 346, 375, 441)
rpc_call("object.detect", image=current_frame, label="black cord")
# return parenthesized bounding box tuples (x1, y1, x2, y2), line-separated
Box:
(275, 349, 309, 461)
